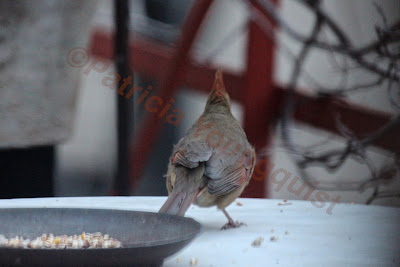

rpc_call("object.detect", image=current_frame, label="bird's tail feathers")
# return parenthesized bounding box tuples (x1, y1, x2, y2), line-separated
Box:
(159, 189, 200, 216)
(159, 164, 205, 216)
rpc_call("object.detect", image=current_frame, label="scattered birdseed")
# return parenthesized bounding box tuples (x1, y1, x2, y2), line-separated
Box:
(285, 231, 289, 235)
(278, 202, 292, 206)
(270, 236, 278, 242)
(0, 232, 122, 249)
(236, 201, 243, 206)
(251, 237, 264, 247)
(190, 258, 198, 266)
(176, 257, 182, 263)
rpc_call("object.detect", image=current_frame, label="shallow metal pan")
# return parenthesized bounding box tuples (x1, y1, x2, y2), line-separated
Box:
(0, 208, 201, 266)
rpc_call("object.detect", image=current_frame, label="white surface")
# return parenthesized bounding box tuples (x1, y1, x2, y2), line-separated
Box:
(0, 197, 399, 267)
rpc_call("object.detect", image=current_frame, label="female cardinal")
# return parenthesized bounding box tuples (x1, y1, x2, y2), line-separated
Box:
(159, 70, 256, 229)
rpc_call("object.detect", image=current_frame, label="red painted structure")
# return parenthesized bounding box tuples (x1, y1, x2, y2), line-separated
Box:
(90, 0, 400, 198)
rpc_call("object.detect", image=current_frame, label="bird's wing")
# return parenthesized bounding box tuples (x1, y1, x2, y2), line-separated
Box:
(171, 138, 213, 168)
(171, 136, 256, 197)
(207, 146, 255, 196)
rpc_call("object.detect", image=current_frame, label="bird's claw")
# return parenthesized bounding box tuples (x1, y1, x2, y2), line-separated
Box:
(220, 221, 247, 230)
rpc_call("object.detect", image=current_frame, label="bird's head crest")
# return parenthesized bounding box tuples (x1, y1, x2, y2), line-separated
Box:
(205, 69, 231, 111)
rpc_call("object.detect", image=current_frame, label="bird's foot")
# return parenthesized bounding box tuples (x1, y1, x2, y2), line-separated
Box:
(220, 221, 247, 230)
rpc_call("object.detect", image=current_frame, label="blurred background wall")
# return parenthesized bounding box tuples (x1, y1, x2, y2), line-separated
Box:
(55, 0, 400, 206)
(0, 0, 96, 198)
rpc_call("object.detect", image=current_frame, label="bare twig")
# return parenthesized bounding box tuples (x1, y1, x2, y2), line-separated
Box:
(243, 0, 400, 203)
(253, 0, 400, 81)
(281, 6, 325, 158)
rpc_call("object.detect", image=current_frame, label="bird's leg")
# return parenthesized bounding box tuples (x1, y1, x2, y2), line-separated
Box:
(220, 209, 246, 230)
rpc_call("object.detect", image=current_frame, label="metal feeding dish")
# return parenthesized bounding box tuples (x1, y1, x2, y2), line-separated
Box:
(0, 208, 201, 266)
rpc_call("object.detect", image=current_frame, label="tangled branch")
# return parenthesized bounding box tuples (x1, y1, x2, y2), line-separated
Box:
(246, 0, 400, 204)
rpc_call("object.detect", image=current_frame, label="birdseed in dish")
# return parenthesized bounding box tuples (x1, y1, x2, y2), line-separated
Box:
(0, 232, 122, 249)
